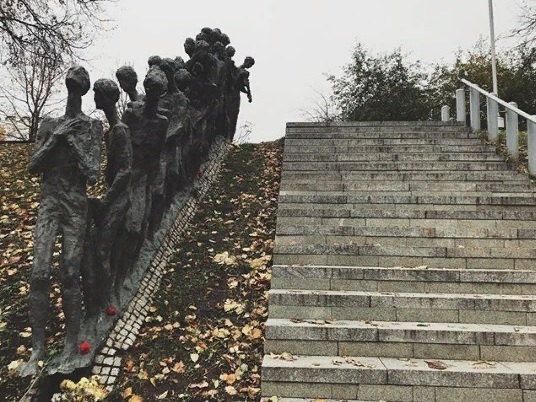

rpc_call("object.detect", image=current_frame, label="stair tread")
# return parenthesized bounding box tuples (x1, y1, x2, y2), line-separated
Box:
(266, 318, 536, 339)
(262, 354, 536, 387)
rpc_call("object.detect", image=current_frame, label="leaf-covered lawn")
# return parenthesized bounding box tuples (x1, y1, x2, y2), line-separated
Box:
(0, 139, 283, 401)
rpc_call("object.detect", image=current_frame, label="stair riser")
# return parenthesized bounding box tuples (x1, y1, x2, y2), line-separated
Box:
(283, 154, 503, 162)
(283, 162, 511, 171)
(275, 235, 536, 249)
(278, 194, 536, 205)
(281, 172, 527, 181)
(281, 182, 534, 192)
(268, 304, 536, 326)
(272, 277, 536, 296)
(284, 139, 484, 146)
(276, 225, 534, 239)
(276, 209, 536, 220)
(273, 254, 534, 270)
(283, 145, 494, 153)
(265, 339, 536, 363)
(261, 381, 529, 402)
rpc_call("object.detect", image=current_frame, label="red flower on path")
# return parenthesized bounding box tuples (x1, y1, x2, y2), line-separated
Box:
(106, 306, 117, 316)
(79, 341, 91, 355)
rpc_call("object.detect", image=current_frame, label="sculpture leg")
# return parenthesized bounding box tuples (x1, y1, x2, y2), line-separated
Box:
(54, 210, 87, 371)
(18, 207, 58, 377)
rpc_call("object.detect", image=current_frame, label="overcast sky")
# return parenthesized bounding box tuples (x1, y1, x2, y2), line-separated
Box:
(85, 0, 525, 143)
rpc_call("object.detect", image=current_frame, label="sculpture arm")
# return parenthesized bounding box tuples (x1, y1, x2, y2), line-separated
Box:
(237, 70, 252, 103)
(102, 125, 132, 205)
(28, 119, 60, 174)
(65, 119, 102, 185)
(240, 77, 252, 103)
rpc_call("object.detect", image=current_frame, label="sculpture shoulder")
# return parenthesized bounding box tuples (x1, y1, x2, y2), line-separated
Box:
(110, 122, 130, 139)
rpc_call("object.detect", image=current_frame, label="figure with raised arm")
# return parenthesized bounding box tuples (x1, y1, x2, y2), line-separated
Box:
(20, 66, 102, 376)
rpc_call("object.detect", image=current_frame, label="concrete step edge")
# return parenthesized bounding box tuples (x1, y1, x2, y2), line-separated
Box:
(261, 354, 536, 389)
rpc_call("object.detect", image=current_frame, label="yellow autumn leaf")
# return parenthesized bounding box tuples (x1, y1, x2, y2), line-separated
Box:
(225, 385, 237, 395)
(122, 387, 133, 398)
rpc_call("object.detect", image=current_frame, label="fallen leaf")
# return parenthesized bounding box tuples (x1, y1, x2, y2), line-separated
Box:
(425, 360, 448, 370)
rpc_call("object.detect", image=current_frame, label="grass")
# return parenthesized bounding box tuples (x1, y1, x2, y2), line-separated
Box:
(477, 129, 532, 176)
(0, 139, 283, 401)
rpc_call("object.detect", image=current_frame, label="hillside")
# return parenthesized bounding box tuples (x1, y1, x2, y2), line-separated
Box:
(0, 139, 283, 401)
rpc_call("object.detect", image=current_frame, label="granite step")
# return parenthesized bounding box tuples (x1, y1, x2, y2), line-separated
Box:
(283, 145, 496, 153)
(278, 192, 536, 205)
(276, 224, 536, 239)
(275, 234, 536, 252)
(284, 138, 485, 147)
(271, 266, 536, 295)
(281, 171, 528, 181)
(282, 153, 504, 162)
(282, 161, 511, 172)
(273, 242, 536, 260)
(268, 289, 536, 326)
(284, 131, 477, 140)
(264, 318, 536, 362)
(276, 206, 536, 221)
(262, 354, 536, 402)
(281, 181, 535, 193)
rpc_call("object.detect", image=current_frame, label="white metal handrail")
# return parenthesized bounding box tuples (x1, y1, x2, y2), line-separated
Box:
(441, 79, 536, 176)
(461, 79, 536, 124)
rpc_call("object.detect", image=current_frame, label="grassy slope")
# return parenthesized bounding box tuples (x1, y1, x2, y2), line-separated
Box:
(0, 140, 283, 401)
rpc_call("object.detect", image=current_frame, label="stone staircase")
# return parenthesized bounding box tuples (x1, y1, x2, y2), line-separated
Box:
(261, 122, 536, 402)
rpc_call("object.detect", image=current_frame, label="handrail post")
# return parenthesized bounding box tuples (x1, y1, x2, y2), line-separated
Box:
(486, 97, 499, 142)
(441, 105, 450, 122)
(469, 87, 481, 131)
(506, 102, 519, 161)
(529, 116, 536, 176)
(456, 88, 466, 124)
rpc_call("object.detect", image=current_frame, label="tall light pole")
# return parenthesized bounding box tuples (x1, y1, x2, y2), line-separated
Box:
(489, 0, 499, 95)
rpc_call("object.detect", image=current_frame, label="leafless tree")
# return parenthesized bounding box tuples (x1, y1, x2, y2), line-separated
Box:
(0, 42, 66, 141)
(234, 121, 254, 144)
(511, 1, 536, 47)
(0, 0, 115, 141)
(0, 0, 113, 63)
(300, 87, 340, 123)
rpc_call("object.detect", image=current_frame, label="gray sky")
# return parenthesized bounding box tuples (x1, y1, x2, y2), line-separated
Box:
(86, 0, 525, 143)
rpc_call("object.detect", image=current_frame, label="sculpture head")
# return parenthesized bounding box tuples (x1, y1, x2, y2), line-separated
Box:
(209, 28, 222, 44)
(160, 57, 179, 91)
(93, 78, 120, 111)
(213, 41, 225, 57)
(225, 46, 236, 59)
(201, 27, 213, 35)
(143, 66, 168, 103)
(220, 33, 230, 47)
(66, 66, 90, 96)
(184, 37, 195, 57)
(174, 68, 192, 92)
(194, 40, 210, 54)
(174, 56, 186, 69)
(196, 32, 209, 42)
(148, 55, 162, 68)
(116, 65, 138, 93)
(243, 56, 255, 69)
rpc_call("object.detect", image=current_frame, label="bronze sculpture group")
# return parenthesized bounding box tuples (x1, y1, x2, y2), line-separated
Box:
(19, 27, 254, 377)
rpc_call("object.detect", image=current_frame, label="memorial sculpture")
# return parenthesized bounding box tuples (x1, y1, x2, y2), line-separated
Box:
(20, 27, 254, 378)
(21, 66, 102, 377)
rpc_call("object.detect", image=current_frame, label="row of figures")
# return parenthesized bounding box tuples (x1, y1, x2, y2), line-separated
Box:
(20, 27, 254, 376)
